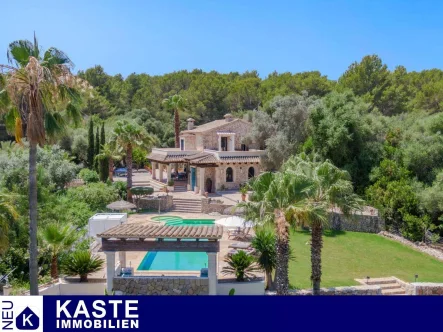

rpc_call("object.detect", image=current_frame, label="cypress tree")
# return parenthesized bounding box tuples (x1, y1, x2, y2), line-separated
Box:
(99, 123, 108, 182)
(94, 127, 100, 172)
(87, 120, 94, 169)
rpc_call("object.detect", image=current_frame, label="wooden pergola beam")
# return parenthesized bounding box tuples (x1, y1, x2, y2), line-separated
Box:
(101, 238, 220, 252)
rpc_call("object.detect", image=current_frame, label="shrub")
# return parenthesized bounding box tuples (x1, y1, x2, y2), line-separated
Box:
(62, 251, 104, 282)
(112, 181, 127, 200)
(167, 179, 174, 186)
(67, 183, 118, 211)
(252, 226, 277, 290)
(221, 250, 260, 281)
(78, 168, 100, 183)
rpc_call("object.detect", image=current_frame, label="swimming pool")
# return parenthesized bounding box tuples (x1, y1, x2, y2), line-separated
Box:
(151, 215, 215, 226)
(137, 250, 208, 271)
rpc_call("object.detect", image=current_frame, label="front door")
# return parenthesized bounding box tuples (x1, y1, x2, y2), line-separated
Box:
(191, 167, 196, 190)
(206, 178, 212, 193)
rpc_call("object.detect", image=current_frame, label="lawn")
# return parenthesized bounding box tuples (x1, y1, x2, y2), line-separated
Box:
(289, 230, 443, 289)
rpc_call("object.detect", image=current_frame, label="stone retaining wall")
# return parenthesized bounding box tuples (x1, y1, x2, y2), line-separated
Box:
(407, 283, 443, 295)
(138, 195, 173, 212)
(201, 198, 234, 214)
(281, 285, 382, 296)
(328, 213, 385, 233)
(379, 231, 443, 261)
(113, 276, 209, 295)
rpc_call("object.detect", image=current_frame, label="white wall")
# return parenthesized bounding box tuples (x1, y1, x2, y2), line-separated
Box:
(39, 282, 106, 296)
(217, 280, 265, 295)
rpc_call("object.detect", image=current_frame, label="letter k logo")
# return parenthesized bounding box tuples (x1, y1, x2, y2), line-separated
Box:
(16, 307, 39, 330)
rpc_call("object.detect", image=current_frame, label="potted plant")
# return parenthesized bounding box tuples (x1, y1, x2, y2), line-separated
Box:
(240, 185, 248, 201)
(167, 179, 174, 192)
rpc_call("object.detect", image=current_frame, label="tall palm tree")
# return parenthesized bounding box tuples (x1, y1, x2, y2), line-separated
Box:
(0, 193, 18, 255)
(283, 156, 362, 295)
(242, 156, 361, 295)
(95, 142, 121, 182)
(0, 34, 85, 294)
(162, 94, 186, 148)
(110, 120, 156, 201)
(40, 223, 78, 279)
(240, 171, 308, 295)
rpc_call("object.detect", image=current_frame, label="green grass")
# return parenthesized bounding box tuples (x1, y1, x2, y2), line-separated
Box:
(289, 230, 443, 289)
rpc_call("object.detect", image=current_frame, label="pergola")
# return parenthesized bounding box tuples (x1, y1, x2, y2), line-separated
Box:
(98, 224, 224, 295)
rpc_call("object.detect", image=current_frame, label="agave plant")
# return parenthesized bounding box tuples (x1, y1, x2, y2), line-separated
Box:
(62, 250, 104, 282)
(221, 250, 260, 282)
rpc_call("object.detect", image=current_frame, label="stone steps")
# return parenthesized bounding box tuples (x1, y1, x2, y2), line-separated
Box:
(173, 182, 188, 192)
(366, 277, 397, 285)
(358, 277, 407, 295)
(133, 180, 164, 191)
(382, 288, 406, 295)
(172, 198, 202, 213)
(379, 283, 403, 290)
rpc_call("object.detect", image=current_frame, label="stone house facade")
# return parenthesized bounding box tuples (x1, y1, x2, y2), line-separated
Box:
(148, 114, 264, 195)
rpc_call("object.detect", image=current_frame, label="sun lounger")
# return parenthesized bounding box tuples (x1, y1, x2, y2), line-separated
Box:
(228, 242, 252, 249)
(227, 248, 256, 256)
(228, 227, 252, 240)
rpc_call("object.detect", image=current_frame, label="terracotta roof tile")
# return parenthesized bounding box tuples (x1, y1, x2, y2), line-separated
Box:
(97, 224, 223, 239)
(219, 156, 261, 163)
(184, 152, 219, 164)
(181, 118, 251, 134)
(148, 153, 190, 163)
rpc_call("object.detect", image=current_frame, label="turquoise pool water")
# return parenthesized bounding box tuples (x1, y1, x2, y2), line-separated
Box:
(138, 250, 208, 271)
(151, 215, 215, 226)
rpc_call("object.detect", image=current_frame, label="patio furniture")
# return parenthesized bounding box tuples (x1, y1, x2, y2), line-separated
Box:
(200, 268, 208, 277)
(228, 242, 252, 249)
(227, 227, 242, 239)
(227, 248, 256, 257)
(215, 216, 253, 228)
(227, 226, 252, 240)
(106, 200, 136, 212)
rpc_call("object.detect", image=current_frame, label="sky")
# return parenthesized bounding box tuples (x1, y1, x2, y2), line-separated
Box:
(2, 0, 443, 80)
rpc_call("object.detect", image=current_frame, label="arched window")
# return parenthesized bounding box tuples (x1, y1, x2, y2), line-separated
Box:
(226, 167, 233, 182)
(248, 166, 255, 179)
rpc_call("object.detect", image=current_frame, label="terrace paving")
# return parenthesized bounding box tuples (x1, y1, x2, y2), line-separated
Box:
(91, 211, 261, 281)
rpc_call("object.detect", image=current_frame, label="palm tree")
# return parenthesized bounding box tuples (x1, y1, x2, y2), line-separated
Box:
(251, 226, 276, 290)
(95, 142, 121, 182)
(40, 223, 78, 279)
(110, 120, 156, 201)
(162, 94, 186, 148)
(62, 250, 104, 282)
(0, 34, 85, 294)
(0, 193, 18, 255)
(221, 250, 260, 281)
(239, 171, 308, 295)
(283, 156, 362, 295)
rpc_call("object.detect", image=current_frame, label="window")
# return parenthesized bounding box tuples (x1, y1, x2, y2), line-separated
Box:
(241, 144, 248, 151)
(180, 139, 185, 151)
(221, 137, 228, 151)
(248, 167, 255, 179)
(226, 167, 233, 182)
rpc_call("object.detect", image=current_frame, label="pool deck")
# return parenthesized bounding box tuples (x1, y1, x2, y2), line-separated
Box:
(91, 211, 263, 281)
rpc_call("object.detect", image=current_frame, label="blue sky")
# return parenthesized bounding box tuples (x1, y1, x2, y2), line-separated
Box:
(2, 0, 443, 80)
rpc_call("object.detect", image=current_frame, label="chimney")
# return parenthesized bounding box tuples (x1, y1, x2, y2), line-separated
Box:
(224, 114, 233, 122)
(187, 118, 195, 130)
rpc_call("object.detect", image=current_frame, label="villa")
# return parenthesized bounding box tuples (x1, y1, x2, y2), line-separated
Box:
(147, 114, 265, 195)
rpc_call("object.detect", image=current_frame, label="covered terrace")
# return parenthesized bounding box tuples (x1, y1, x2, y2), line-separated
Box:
(98, 223, 224, 295)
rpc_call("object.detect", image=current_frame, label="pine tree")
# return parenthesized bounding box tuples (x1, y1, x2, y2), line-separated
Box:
(94, 127, 100, 172)
(99, 123, 108, 182)
(87, 120, 94, 169)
